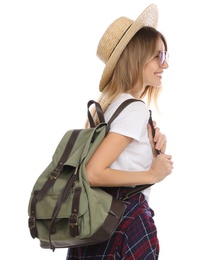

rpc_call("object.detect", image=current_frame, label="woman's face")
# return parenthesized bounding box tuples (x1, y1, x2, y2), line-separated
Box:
(143, 38, 169, 88)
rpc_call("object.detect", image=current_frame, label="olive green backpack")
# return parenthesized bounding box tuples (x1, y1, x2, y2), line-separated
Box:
(28, 99, 153, 251)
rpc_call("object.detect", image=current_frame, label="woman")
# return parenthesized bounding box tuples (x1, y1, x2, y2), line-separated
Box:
(66, 4, 173, 259)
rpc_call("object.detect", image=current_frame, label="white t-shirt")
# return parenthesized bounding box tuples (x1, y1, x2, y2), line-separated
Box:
(104, 93, 153, 201)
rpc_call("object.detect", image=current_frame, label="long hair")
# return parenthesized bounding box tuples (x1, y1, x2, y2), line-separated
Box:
(86, 26, 168, 127)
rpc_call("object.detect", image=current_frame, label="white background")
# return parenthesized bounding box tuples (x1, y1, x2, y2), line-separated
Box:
(0, 0, 196, 259)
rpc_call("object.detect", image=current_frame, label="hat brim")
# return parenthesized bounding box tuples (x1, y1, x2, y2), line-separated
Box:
(99, 4, 158, 91)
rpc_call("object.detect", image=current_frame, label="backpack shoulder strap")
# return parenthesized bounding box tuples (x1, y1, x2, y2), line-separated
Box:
(106, 98, 157, 198)
(107, 99, 157, 149)
(87, 100, 105, 128)
(108, 98, 144, 125)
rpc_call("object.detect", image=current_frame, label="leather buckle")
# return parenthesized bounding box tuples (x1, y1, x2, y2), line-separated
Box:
(69, 214, 78, 228)
(28, 217, 36, 229)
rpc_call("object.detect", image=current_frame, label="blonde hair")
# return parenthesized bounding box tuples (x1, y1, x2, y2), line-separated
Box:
(86, 26, 168, 127)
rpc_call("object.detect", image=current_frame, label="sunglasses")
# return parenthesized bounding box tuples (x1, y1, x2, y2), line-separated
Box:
(158, 51, 169, 65)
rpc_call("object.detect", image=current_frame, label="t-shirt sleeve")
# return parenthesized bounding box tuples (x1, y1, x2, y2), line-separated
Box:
(108, 101, 149, 141)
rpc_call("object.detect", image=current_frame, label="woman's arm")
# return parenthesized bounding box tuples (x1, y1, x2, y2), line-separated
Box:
(86, 131, 173, 187)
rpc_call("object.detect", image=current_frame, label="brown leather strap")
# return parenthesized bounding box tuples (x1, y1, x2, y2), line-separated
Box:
(28, 190, 39, 238)
(69, 187, 82, 237)
(149, 110, 161, 155)
(48, 171, 80, 250)
(50, 168, 79, 225)
(120, 184, 153, 201)
(108, 99, 144, 125)
(36, 129, 81, 201)
(87, 100, 105, 128)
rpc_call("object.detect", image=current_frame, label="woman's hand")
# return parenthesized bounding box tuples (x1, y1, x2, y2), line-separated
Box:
(148, 121, 167, 155)
(148, 120, 173, 183)
(150, 153, 173, 183)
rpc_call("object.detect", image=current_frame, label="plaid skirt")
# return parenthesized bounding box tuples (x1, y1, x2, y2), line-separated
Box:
(66, 187, 159, 260)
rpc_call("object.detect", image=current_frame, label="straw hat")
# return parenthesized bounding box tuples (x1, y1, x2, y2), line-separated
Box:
(97, 4, 158, 91)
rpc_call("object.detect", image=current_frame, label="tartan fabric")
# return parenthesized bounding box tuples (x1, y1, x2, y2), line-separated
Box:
(66, 188, 159, 260)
